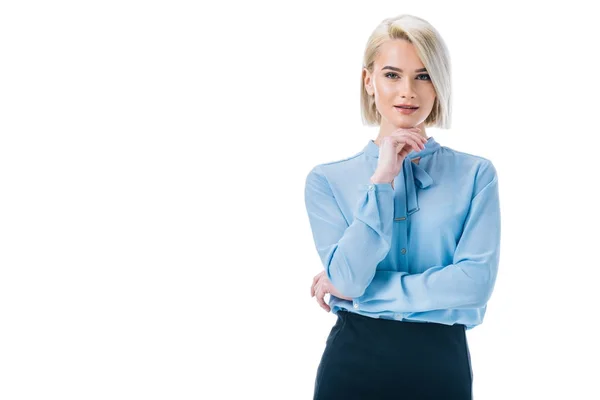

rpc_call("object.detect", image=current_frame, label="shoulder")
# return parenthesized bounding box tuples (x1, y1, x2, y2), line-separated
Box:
(437, 145, 498, 195)
(439, 144, 495, 166)
(305, 149, 366, 184)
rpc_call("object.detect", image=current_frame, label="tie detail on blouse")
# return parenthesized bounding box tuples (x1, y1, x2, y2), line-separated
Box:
(398, 156, 434, 218)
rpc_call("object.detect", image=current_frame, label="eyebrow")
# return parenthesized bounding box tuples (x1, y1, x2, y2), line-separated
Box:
(382, 66, 428, 73)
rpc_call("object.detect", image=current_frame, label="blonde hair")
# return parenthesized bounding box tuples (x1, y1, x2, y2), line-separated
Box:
(360, 14, 452, 129)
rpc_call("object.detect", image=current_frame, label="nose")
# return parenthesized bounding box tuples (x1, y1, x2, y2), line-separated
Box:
(400, 78, 416, 98)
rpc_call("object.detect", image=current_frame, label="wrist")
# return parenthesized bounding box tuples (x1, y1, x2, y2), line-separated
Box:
(370, 174, 394, 189)
(370, 173, 393, 185)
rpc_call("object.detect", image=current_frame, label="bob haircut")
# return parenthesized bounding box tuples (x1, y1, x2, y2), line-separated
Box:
(360, 14, 452, 129)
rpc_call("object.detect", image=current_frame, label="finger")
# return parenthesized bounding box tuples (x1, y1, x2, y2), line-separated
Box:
(314, 281, 321, 298)
(407, 133, 427, 149)
(396, 137, 422, 153)
(391, 127, 421, 136)
(312, 271, 324, 289)
(394, 141, 409, 155)
(412, 131, 427, 142)
(390, 131, 426, 147)
(316, 288, 331, 312)
(312, 271, 323, 285)
(404, 131, 427, 145)
(311, 273, 324, 297)
(415, 138, 426, 151)
(406, 137, 424, 152)
(397, 147, 410, 160)
(314, 282, 331, 311)
(312, 273, 320, 289)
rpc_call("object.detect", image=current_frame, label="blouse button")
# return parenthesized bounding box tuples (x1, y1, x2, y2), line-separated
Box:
(401, 248, 407, 255)
(368, 184, 374, 191)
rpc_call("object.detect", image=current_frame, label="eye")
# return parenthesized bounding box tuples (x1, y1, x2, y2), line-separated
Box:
(384, 72, 431, 81)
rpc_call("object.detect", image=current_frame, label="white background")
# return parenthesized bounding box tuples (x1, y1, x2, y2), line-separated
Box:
(1, 1, 599, 399)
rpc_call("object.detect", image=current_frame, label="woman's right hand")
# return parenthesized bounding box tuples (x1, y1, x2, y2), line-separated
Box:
(371, 128, 428, 184)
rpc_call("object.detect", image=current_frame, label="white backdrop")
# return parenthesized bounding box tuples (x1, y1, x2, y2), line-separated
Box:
(1, 1, 599, 399)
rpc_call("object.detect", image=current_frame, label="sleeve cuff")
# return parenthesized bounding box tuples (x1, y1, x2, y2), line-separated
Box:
(359, 182, 393, 192)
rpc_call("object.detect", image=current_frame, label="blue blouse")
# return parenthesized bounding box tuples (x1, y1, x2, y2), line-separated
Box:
(304, 136, 501, 330)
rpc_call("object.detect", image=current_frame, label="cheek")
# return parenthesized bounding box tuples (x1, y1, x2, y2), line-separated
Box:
(377, 82, 396, 96)
(417, 87, 436, 108)
(426, 86, 437, 101)
(417, 83, 435, 95)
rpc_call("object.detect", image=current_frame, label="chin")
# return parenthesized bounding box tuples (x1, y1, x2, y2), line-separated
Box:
(395, 118, 421, 128)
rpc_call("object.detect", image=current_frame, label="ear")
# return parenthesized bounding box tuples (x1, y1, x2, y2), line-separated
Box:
(363, 68, 373, 96)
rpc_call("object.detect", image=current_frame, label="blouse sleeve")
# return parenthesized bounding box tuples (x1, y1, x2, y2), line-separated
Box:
(304, 165, 395, 298)
(354, 163, 501, 312)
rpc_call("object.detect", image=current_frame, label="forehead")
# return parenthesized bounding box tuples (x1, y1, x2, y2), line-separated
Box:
(374, 39, 424, 69)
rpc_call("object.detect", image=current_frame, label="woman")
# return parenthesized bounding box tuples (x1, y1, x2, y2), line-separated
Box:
(304, 14, 501, 399)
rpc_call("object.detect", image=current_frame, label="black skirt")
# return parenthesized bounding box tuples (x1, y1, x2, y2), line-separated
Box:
(313, 310, 473, 400)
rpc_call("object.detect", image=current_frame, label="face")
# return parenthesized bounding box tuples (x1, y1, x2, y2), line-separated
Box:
(363, 39, 437, 132)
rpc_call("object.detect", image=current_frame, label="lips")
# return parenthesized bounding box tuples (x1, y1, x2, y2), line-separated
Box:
(395, 105, 419, 109)
(394, 106, 419, 115)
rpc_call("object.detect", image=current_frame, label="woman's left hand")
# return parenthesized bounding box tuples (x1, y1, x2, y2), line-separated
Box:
(311, 270, 353, 312)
